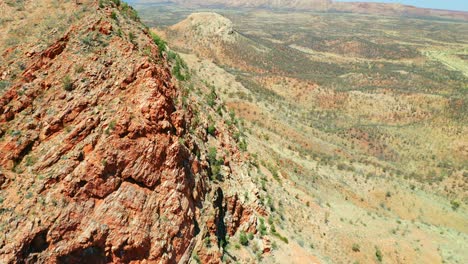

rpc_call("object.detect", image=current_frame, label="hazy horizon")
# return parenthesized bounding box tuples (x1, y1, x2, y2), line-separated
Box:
(127, 0, 468, 12)
(336, 0, 468, 12)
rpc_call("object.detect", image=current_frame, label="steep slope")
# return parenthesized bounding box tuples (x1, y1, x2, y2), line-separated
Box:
(0, 1, 262, 263)
(157, 11, 468, 263)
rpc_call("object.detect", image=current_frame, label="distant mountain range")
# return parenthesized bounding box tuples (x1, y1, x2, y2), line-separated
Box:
(131, 0, 468, 20)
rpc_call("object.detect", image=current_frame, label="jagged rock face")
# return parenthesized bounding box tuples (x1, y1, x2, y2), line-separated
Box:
(0, 1, 258, 263)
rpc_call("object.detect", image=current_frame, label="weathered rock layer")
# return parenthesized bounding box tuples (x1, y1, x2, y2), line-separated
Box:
(0, 1, 259, 263)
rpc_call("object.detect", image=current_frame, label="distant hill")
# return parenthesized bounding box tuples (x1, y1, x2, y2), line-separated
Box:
(331, 2, 468, 21)
(132, 0, 468, 20)
(135, 0, 330, 10)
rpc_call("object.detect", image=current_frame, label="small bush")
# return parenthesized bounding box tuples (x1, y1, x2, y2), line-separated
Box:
(192, 253, 201, 264)
(450, 200, 460, 211)
(270, 223, 288, 243)
(239, 231, 248, 246)
(128, 32, 136, 44)
(272, 241, 278, 250)
(208, 147, 217, 165)
(105, 120, 116, 134)
(62, 75, 73, 91)
(207, 124, 216, 136)
(352, 243, 360, 252)
(0, 81, 10, 91)
(109, 120, 116, 130)
(110, 11, 117, 20)
(75, 65, 84, 73)
(204, 237, 211, 248)
(375, 247, 383, 262)
(273, 232, 289, 244)
(150, 32, 166, 56)
(167, 50, 177, 61)
(25, 156, 36, 167)
(121, 3, 139, 21)
(259, 218, 267, 236)
(207, 147, 222, 181)
(206, 86, 217, 107)
(168, 52, 189, 81)
(238, 139, 247, 152)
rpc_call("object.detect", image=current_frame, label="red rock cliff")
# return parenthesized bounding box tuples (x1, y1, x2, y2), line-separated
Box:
(0, 1, 260, 263)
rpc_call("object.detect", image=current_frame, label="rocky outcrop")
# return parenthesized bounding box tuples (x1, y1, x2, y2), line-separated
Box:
(0, 1, 260, 263)
(170, 13, 236, 43)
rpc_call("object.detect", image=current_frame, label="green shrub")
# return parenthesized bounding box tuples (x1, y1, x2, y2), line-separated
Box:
(259, 218, 267, 236)
(206, 86, 217, 107)
(272, 241, 278, 250)
(62, 75, 73, 91)
(25, 156, 36, 167)
(192, 253, 201, 264)
(272, 232, 289, 244)
(150, 32, 166, 56)
(128, 32, 136, 43)
(238, 139, 247, 152)
(204, 236, 211, 248)
(239, 231, 248, 246)
(0, 81, 10, 91)
(105, 120, 116, 134)
(207, 124, 216, 136)
(171, 53, 189, 81)
(271, 222, 277, 232)
(270, 224, 288, 243)
(208, 147, 217, 165)
(110, 11, 117, 20)
(207, 147, 222, 181)
(75, 65, 84, 73)
(375, 247, 383, 262)
(167, 50, 177, 61)
(121, 3, 139, 21)
(451, 200, 460, 211)
(352, 243, 360, 252)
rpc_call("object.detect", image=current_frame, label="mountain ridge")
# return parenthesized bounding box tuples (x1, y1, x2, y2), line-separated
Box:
(0, 1, 263, 263)
(132, 0, 468, 20)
